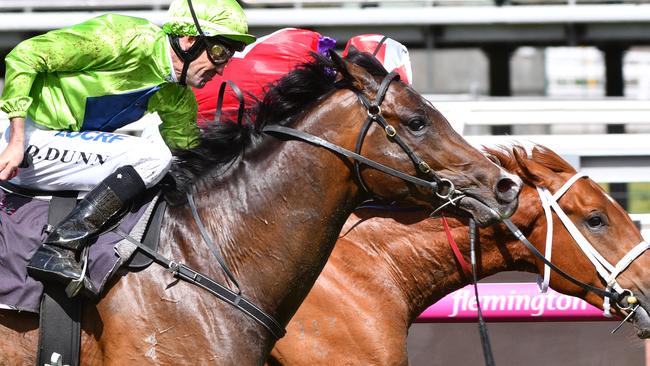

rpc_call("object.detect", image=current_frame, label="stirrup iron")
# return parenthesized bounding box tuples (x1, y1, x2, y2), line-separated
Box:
(65, 247, 89, 298)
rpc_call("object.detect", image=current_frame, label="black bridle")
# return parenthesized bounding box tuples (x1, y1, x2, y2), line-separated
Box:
(263, 71, 455, 201)
(352, 72, 453, 201)
(143, 69, 460, 340)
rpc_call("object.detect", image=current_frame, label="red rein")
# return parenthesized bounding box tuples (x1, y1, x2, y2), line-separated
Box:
(441, 216, 473, 280)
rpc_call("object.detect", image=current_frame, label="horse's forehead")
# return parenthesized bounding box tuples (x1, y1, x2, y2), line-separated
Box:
(568, 178, 611, 208)
(391, 83, 419, 102)
(385, 85, 428, 114)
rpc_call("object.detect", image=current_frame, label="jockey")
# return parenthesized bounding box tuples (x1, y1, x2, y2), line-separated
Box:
(0, 0, 255, 289)
(194, 30, 412, 125)
(194, 28, 336, 125)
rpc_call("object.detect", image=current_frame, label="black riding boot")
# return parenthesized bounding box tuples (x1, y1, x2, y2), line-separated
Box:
(27, 166, 146, 285)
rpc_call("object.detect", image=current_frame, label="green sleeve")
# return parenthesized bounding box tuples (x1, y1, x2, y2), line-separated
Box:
(148, 83, 201, 150)
(0, 16, 124, 118)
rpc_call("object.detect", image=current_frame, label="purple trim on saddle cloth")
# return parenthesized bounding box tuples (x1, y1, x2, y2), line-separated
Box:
(0, 189, 157, 313)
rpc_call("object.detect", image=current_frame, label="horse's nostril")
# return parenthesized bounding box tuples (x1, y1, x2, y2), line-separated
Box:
(497, 178, 516, 194)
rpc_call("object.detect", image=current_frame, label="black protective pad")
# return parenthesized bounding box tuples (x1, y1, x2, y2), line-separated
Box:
(36, 194, 81, 366)
(36, 284, 82, 366)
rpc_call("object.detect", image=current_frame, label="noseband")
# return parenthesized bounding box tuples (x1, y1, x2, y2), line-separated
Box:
(263, 71, 455, 201)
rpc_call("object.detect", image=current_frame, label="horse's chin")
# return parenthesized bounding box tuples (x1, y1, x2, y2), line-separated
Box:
(633, 304, 650, 339)
(456, 196, 502, 227)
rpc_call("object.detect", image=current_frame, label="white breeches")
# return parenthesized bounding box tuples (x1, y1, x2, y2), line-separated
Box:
(0, 118, 172, 192)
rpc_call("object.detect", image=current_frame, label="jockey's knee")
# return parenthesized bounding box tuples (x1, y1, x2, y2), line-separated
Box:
(130, 146, 172, 189)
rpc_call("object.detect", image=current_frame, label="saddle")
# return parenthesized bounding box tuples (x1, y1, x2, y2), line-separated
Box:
(0, 181, 167, 366)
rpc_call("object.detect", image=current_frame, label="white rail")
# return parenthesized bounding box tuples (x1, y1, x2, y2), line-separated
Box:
(431, 99, 650, 126)
(3, 4, 650, 32)
(0, 98, 644, 130)
(1, 98, 649, 184)
(0, 0, 647, 10)
(243, 4, 650, 26)
(0, 0, 172, 10)
(465, 133, 650, 156)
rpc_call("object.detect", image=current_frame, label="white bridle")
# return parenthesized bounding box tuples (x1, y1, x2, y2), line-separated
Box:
(535, 172, 650, 316)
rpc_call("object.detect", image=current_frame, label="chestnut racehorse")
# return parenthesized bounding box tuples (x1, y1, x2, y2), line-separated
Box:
(269, 145, 650, 366)
(0, 52, 521, 364)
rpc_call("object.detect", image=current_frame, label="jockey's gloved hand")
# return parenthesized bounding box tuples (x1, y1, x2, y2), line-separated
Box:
(159, 173, 189, 207)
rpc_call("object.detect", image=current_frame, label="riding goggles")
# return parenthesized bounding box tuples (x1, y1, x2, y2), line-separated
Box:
(204, 37, 244, 65)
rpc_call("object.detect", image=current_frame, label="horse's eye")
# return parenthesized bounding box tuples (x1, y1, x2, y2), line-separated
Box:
(408, 118, 426, 132)
(586, 215, 604, 228)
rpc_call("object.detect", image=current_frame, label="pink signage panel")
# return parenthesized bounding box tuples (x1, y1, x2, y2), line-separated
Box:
(415, 283, 616, 323)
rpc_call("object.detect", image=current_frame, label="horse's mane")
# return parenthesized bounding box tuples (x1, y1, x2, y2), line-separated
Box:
(167, 50, 390, 195)
(342, 47, 391, 78)
(484, 144, 577, 179)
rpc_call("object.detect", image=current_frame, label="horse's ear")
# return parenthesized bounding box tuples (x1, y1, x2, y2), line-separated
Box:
(329, 49, 350, 78)
(513, 146, 546, 187)
(328, 49, 373, 91)
(515, 146, 569, 190)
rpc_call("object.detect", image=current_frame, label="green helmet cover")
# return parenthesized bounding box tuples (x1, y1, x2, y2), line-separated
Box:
(163, 0, 256, 44)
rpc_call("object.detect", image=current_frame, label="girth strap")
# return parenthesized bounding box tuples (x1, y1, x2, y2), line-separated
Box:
(37, 193, 82, 366)
(186, 192, 241, 293)
(114, 230, 286, 339)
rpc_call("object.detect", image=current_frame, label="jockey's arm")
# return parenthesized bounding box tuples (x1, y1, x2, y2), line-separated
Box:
(148, 83, 201, 150)
(0, 19, 123, 121)
(0, 22, 125, 181)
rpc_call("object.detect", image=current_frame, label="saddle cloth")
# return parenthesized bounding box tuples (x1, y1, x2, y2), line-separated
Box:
(0, 187, 159, 313)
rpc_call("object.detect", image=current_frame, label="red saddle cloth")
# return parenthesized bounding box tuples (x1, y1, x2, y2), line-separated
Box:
(193, 28, 332, 126)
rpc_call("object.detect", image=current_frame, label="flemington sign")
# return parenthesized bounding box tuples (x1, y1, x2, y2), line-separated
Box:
(416, 283, 616, 323)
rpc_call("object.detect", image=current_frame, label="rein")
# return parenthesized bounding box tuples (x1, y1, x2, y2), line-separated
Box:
(148, 68, 467, 341)
(441, 216, 495, 366)
(503, 219, 619, 302)
(140, 67, 458, 341)
(439, 172, 649, 363)
(262, 71, 455, 201)
(439, 216, 495, 365)
(440, 216, 472, 280)
(503, 172, 650, 316)
(469, 218, 496, 366)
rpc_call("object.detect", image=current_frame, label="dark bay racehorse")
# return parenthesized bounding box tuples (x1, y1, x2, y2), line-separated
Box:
(269, 145, 650, 366)
(0, 52, 521, 364)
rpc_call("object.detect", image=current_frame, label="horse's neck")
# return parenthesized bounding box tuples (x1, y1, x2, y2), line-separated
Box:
(163, 122, 362, 326)
(402, 187, 544, 320)
(335, 212, 456, 324)
(340, 188, 544, 322)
